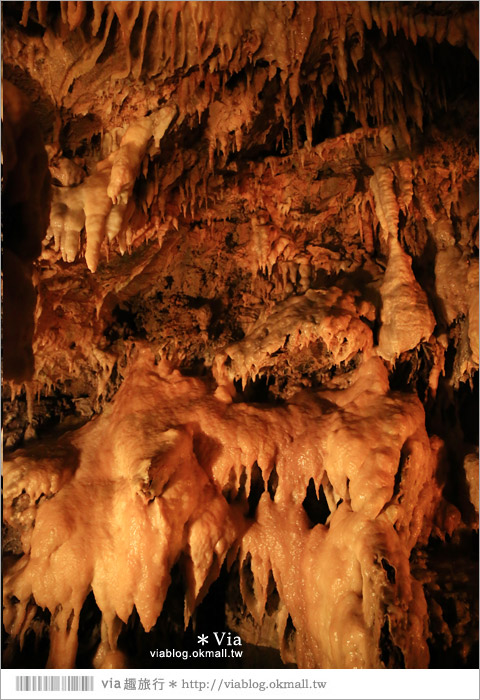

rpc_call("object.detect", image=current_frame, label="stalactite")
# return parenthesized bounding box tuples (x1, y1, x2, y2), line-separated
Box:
(377, 236, 436, 362)
(3, 350, 452, 668)
(2, 0, 478, 674)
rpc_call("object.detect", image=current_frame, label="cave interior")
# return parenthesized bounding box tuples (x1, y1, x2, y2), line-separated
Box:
(1, 0, 479, 671)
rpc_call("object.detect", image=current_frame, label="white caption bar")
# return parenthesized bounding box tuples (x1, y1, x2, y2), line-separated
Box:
(1, 668, 479, 700)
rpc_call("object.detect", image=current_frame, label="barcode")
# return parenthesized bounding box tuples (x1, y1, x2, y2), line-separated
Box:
(15, 676, 94, 691)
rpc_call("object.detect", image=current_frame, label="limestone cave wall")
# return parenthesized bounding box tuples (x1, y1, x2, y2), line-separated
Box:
(2, 1, 479, 670)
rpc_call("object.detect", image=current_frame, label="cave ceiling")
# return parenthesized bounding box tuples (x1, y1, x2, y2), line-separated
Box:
(1, 0, 479, 672)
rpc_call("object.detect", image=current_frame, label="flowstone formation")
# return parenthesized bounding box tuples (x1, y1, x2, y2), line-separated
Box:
(2, 1, 478, 670)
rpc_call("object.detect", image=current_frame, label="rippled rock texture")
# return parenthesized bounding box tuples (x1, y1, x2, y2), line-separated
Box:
(2, 1, 478, 670)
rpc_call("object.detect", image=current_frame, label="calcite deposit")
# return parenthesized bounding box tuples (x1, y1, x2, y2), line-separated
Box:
(2, 1, 478, 670)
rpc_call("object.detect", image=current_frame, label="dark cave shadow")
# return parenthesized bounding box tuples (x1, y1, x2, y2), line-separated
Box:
(111, 562, 290, 670)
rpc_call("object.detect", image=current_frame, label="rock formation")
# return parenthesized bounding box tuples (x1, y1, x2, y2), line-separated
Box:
(2, 1, 478, 670)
